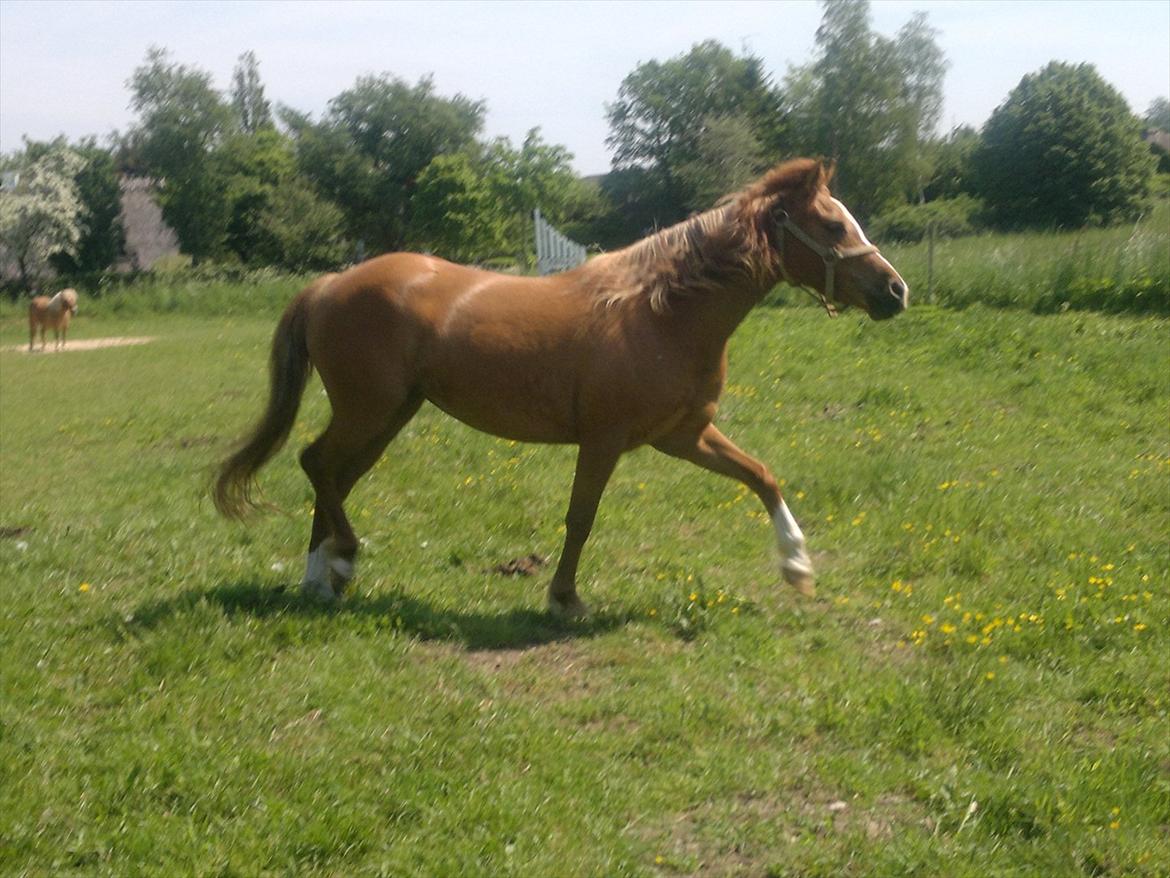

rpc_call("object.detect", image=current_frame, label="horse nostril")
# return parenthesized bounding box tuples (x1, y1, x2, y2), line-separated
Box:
(889, 279, 908, 304)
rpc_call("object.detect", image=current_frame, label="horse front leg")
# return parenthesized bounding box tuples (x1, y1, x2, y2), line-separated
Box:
(654, 423, 815, 596)
(548, 437, 625, 617)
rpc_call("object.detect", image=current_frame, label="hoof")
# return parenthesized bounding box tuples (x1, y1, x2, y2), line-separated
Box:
(548, 593, 590, 619)
(322, 538, 356, 595)
(782, 561, 816, 598)
(301, 578, 336, 603)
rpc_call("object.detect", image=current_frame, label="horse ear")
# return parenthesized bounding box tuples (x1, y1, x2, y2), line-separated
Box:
(803, 159, 833, 199)
(819, 159, 836, 190)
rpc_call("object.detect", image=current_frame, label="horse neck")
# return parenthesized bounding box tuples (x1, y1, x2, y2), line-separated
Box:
(665, 272, 772, 364)
(658, 211, 779, 356)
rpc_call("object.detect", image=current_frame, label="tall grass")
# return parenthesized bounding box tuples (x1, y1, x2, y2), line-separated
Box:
(882, 200, 1170, 315)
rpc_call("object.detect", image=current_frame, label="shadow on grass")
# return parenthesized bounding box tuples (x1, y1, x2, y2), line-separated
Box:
(118, 580, 632, 651)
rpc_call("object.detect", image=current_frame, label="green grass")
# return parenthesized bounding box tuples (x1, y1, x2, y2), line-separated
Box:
(881, 199, 1170, 315)
(1, 304, 1168, 876)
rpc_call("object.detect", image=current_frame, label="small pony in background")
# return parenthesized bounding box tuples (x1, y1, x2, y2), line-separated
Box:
(28, 288, 79, 352)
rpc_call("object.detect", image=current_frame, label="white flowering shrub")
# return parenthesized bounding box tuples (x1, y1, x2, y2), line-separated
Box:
(0, 147, 85, 288)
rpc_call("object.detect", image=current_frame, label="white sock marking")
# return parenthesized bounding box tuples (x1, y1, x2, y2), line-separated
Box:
(301, 545, 334, 599)
(773, 500, 813, 575)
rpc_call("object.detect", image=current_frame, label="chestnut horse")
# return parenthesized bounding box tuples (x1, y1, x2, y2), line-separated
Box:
(28, 288, 79, 351)
(215, 158, 907, 613)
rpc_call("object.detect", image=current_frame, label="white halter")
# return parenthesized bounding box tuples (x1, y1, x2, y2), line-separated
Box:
(775, 210, 878, 317)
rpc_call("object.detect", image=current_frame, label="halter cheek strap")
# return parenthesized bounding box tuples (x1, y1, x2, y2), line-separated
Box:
(775, 211, 878, 317)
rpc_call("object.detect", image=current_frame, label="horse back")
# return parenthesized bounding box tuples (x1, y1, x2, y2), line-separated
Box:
(29, 297, 51, 324)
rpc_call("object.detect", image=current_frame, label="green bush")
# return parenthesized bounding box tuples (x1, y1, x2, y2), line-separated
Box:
(870, 196, 983, 243)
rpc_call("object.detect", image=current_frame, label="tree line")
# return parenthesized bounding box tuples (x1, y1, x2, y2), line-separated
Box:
(1, 0, 1164, 291)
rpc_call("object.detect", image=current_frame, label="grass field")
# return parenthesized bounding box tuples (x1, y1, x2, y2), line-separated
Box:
(1, 301, 1168, 876)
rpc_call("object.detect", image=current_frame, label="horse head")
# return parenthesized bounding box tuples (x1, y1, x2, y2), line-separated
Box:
(751, 160, 908, 320)
(59, 288, 79, 315)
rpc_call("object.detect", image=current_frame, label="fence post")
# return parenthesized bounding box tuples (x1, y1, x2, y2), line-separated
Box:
(926, 221, 936, 305)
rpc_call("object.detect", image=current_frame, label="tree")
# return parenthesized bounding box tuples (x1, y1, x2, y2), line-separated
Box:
(54, 139, 125, 274)
(673, 114, 767, 211)
(1144, 97, 1170, 132)
(481, 128, 597, 262)
(231, 51, 273, 134)
(921, 125, 980, 202)
(214, 128, 297, 263)
(605, 40, 784, 227)
(23, 137, 125, 275)
(127, 47, 236, 261)
(0, 145, 85, 289)
(288, 74, 485, 253)
(253, 179, 348, 271)
(406, 153, 509, 263)
(970, 62, 1154, 228)
(784, 0, 947, 216)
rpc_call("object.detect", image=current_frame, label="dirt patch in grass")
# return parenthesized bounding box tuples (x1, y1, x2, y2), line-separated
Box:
(11, 337, 155, 353)
(640, 788, 926, 875)
(462, 639, 613, 706)
(491, 554, 547, 576)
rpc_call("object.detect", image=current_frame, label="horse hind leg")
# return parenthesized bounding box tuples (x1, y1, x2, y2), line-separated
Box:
(300, 391, 423, 600)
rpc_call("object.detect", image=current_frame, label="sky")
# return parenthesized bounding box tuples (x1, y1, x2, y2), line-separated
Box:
(1, 0, 1167, 176)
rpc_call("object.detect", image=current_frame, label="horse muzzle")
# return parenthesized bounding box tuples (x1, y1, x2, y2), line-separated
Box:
(867, 278, 908, 321)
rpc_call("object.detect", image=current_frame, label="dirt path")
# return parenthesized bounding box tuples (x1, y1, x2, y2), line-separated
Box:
(8, 337, 155, 353)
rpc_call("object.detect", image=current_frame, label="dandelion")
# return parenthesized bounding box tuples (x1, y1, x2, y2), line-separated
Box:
(985, 671, 995, 681)
(941, 623, 956, 635)
(1134, 623, 1147, 632)
(78, 582, 91, 593)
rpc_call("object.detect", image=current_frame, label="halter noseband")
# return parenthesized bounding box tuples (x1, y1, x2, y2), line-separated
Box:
(775, 210, 878, 317)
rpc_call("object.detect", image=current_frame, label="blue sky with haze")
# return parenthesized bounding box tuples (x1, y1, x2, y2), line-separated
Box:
(1, 0, 1167, 175)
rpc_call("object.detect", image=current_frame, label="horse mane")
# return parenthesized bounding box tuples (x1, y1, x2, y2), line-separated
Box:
(50, 288, 78, 310)
(580, 158, 831, 314)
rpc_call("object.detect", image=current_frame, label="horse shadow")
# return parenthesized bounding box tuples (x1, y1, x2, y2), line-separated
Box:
(120, 580, 632, 651)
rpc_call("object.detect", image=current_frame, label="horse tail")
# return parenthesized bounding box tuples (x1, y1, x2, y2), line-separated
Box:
(213, 278, 324, 519)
